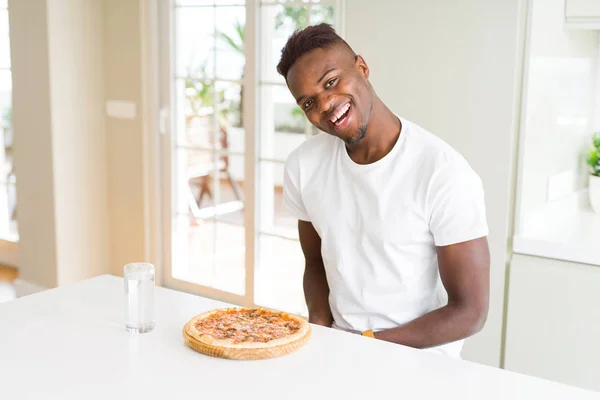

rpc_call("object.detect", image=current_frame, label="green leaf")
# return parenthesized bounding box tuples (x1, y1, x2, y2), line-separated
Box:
(275, 7, 309, 30)
(217, 19, 244, 54)
(587, 148, 600, 169)
(219, 32, 243, 54)
(593, 132, 600, 149)
(235, 20, 244, 44)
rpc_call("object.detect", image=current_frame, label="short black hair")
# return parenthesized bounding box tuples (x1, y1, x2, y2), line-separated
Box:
(276, 23, 355, 80)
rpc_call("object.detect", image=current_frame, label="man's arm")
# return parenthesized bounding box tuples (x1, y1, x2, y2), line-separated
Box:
(373, 237, 490, 348)
(298, 220, 333, 327)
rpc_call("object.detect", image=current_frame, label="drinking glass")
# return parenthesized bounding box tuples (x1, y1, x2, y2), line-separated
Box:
(124, 262, 155, 334)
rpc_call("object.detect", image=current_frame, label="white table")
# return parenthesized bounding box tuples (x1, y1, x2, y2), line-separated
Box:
(0, 275, 598, 399)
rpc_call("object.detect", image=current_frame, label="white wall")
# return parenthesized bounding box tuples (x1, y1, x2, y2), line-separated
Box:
(345, 0, 525, 367)
(9, 0, 58, 287)
(103, 0, 148, 277)
(519, 0, 599, 220)
(9, 0, 161, 287)
(9, 0, 111, 287)
(46, 0, 110, 284)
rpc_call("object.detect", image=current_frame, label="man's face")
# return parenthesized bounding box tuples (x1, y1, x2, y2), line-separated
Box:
(286, 46, 373, 144)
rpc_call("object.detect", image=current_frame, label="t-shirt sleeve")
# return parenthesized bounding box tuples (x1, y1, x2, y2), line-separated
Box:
(427, 157, 489, 246)
(283, 150, 311, 222)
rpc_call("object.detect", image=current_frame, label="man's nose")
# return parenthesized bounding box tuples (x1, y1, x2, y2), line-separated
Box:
(318, 93, 335, 114)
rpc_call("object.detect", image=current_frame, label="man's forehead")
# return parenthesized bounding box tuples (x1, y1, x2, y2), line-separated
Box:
(287, 47, 350, 86)
(293, 47, 347, 73)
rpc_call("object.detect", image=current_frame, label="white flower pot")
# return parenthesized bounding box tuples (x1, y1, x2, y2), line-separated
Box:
(590, 175, 600, 215)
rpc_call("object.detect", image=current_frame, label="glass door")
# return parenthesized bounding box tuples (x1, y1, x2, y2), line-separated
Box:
(160, 0, 343, 312)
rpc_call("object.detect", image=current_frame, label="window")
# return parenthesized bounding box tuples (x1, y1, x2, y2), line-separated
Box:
(161, 0, 344, 314)
(0, 0, 17, 242)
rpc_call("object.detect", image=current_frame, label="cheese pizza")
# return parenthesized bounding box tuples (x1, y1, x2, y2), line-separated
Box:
(183, 307, 311, 360)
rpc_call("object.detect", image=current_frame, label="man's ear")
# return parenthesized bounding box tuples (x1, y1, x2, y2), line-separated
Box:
(355, 55, 369, 80)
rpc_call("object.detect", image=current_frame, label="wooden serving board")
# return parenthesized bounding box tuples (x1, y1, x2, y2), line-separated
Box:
(182, 326, 311, 360)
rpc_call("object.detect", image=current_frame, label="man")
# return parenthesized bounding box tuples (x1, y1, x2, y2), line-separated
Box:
(277, 23, 490, 358)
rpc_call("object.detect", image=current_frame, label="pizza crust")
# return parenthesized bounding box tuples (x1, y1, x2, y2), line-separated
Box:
(183, 308, 311, 360)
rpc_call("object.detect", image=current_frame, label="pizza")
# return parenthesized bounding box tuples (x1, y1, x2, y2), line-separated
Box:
(183, 307, 311, 360)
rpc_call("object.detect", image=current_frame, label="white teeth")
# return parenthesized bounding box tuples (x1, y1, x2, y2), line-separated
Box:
(330, 103, 351, 124)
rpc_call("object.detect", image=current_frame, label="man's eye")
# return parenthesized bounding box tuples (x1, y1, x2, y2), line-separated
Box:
(303, 99, 313, 109)
(325, 78, 337, 88)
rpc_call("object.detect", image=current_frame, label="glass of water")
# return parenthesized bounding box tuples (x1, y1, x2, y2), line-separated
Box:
(124, 262, 155, 334)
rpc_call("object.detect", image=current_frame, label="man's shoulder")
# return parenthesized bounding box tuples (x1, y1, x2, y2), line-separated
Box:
(283, 132, 337, 199)
(404, 119, 470, 169)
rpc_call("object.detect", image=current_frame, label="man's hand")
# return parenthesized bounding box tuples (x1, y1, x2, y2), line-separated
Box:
(373, 237, 490, 348)
(298, 220, 333, 327)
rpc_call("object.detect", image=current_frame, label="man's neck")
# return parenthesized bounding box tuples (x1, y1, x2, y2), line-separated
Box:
(346, 100, 401, 165)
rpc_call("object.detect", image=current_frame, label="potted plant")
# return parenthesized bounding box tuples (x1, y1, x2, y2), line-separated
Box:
(586, 132, 600, 214)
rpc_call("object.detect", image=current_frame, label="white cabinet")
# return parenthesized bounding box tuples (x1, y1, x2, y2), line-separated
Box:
(566, 0, 600, 17)
(504, 254, 600, 392)
(565, 0, 600, 28)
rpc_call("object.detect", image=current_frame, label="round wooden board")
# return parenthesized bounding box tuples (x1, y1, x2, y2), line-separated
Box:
(182, 325, 311, 360)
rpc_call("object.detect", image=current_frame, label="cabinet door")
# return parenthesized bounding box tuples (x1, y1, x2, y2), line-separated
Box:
(504, 254, 600, 392)
(566, 0, 600, 18)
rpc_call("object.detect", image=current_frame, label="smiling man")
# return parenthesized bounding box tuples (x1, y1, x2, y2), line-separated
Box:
(278, 24, 490, 358)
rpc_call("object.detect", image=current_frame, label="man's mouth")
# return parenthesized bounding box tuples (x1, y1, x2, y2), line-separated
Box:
(328, 102, 351, 128)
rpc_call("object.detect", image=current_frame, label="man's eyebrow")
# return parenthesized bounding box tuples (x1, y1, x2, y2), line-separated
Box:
(295, 68, 338, 104)
(296, 94, 307, 104)
(317, 68, 337, 83)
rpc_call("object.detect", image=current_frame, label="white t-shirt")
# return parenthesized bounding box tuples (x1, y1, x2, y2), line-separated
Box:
(283, 117, 488, 358)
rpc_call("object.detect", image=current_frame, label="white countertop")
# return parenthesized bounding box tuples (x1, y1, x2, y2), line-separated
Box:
(0, 275, 598, 399)
(513, 190, 600, 266)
